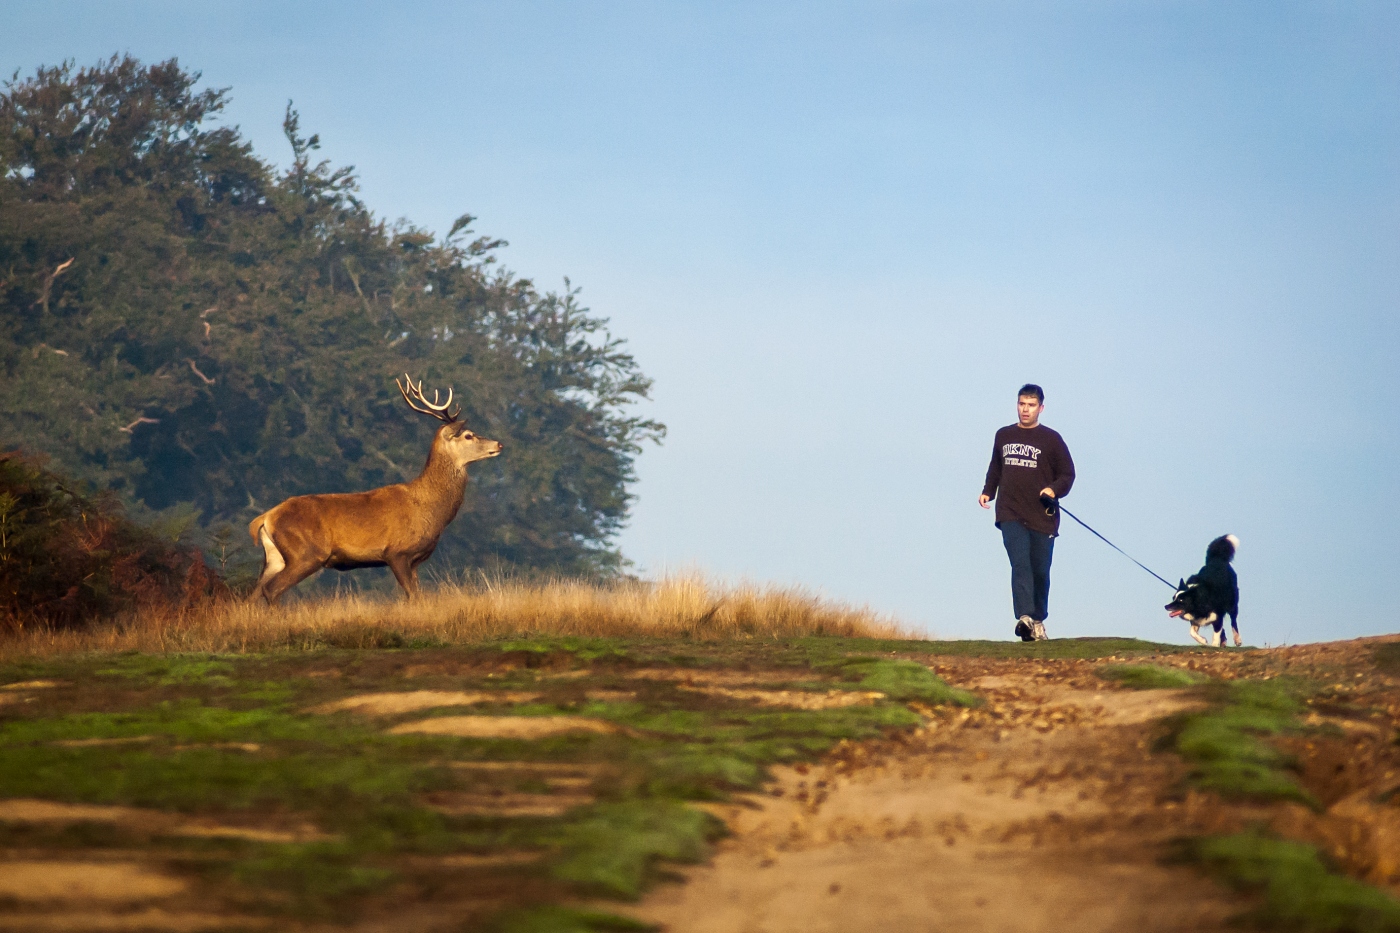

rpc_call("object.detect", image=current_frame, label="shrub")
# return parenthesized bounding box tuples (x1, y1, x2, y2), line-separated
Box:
(0, 451, 225, 630)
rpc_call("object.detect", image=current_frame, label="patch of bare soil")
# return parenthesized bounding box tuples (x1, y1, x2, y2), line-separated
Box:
(413, 852, 544, 869)
(536, 668, 593, 680)
(0, 909, 261, 933)
(0, 861, 186, 902)
(625, 669, 828, 686)
(584, 689, 637, 701)
(47, 738, 262, 753)
(678, 685, 886, 709)
(0, 798, 328, 844)
(310, 689, 541, 715)
(625, 658, 1238, 933)
(387, 714, 626, 738)
(430, 761, 603, 816)
(0, 680, 58, 709)
(422, 791, 595, 817)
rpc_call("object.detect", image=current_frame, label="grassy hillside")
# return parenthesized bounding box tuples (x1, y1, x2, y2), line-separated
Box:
(5, 589, 1398, 932)
(0, 629, 986, 931)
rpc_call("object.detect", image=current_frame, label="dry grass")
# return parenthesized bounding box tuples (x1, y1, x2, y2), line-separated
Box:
(0, 575, 906, 658)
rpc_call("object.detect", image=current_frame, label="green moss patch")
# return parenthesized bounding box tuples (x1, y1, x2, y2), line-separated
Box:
(1169, 678, 1315, 806)
(231, 841, 400, 916)
(837, 659, 979, 705)
(544, 800, 719, 898)
(1188, 830, 1400, 932)
(1099, 664, 1206, 690)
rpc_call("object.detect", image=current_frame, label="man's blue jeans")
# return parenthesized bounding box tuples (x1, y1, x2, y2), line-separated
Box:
(1001, 520, 1054, 621)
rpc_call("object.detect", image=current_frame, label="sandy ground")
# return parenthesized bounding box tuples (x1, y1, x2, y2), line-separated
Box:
(623, 660, 1238, 933)
(309, 689, 543, 715)
(387, 713, 628, 738)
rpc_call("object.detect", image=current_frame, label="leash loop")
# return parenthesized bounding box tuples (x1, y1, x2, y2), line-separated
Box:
(1045, 498, 1176, 590)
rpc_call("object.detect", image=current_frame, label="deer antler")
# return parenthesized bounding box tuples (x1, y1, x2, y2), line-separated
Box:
(396, 374, 460, 423)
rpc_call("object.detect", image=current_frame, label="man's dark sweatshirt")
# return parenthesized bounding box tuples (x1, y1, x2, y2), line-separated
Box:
(981, 424, 1075, 536)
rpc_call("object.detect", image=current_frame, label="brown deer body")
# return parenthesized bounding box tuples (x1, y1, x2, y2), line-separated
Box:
(248, 377, 502, 604)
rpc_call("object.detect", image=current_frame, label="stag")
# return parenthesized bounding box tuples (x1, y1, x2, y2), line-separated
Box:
(248, 376, 503, 604)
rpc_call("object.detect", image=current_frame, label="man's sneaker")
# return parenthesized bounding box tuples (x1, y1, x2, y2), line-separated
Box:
(1014, 616, 1035, 642)
(1031, 620, 1049, 641)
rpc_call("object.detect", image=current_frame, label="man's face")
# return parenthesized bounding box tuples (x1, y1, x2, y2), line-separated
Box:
(1017, 395, 1043, 427)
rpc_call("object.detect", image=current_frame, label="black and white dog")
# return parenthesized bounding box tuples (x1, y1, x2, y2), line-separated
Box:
(1165, 535, 1240, 647)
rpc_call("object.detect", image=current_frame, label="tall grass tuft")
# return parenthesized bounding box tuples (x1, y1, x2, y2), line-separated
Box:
(0, 575, 905, 658)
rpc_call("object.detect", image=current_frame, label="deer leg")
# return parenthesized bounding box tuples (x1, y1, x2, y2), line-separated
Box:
(251, 525, 323, 605)
(261, 555, 323, 605)
(250, 525, 287, 603)
(386, 556, 420, 599)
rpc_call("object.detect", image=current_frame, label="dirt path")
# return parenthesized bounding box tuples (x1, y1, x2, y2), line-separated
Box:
(625, 658, 1240, 933)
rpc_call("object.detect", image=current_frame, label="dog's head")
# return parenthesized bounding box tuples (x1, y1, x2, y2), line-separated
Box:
(1165, 579, 1207, 621)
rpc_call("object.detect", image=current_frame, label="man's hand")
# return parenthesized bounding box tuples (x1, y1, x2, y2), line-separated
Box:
(1039, 487, 1055, 500)
(978, 494, 992, 509)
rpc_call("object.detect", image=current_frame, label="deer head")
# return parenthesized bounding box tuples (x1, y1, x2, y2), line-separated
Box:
(397, 374, 503, 468)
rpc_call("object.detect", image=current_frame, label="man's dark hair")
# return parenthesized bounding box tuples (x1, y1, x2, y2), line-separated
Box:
(1018, 383, 1044, 403)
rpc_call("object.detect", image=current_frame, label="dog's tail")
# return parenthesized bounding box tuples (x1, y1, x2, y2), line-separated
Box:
(1207, 534, 1238, 563)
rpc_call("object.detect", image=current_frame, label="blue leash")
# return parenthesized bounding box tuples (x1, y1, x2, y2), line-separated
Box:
(1043, 496, 1176, 590)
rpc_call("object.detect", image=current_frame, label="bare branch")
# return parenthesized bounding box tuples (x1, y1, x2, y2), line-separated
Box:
(119, 417, 159, 434)
(342, 259, 375, 316)
(35, 257, 75, 314)
(187, 359, 215, 385)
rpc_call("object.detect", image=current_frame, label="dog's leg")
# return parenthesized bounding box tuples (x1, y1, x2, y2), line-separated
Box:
(1189, 623, 1208, 646)
(1197, 613, 1221, 648)
(1230, 612, 1242, 647)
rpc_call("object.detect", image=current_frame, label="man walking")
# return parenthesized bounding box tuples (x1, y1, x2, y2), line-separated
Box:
(979, 384, 1075, 641)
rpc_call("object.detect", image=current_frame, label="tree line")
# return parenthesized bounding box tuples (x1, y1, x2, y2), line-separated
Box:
(0, 55, 664, 588)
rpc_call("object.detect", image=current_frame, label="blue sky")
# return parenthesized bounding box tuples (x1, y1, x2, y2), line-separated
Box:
(4, 1, 1397, 643)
